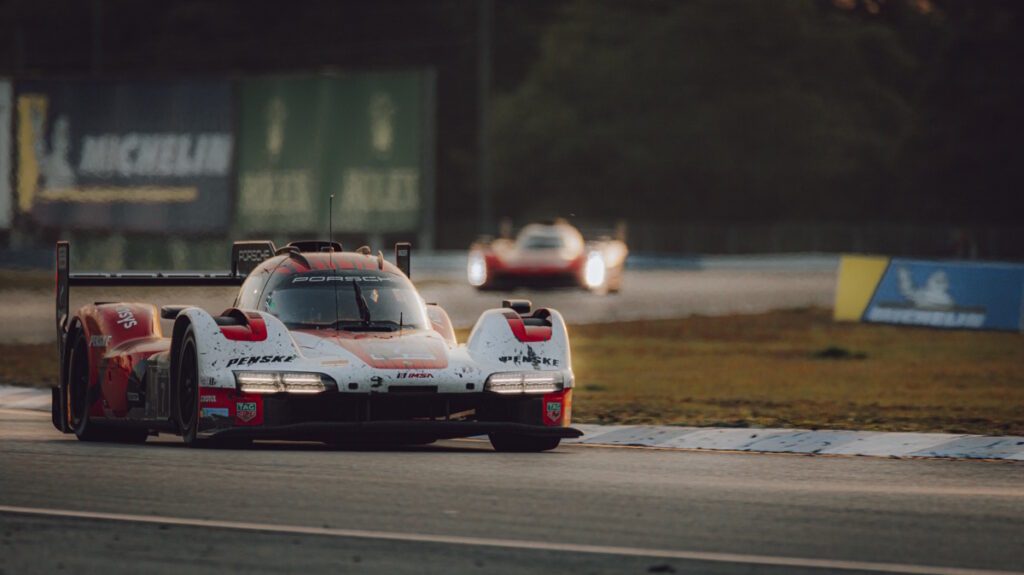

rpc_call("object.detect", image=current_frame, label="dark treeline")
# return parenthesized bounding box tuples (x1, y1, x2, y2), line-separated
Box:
(1, 0, 1021, 247)
(493, 0, 1024, 228)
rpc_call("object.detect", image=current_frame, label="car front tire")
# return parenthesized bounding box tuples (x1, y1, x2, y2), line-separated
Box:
(175, 328, 202, 447)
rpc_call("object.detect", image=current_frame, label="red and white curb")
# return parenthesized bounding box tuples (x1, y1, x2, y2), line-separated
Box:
(565, 425, 1024, 461)
(3, 384, 1021, 460)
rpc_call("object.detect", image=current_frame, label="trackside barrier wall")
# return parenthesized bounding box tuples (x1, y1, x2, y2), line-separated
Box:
(235, 72, 436, 243)
(834, 255, 1024, 332)
(14, 79, 234, 233)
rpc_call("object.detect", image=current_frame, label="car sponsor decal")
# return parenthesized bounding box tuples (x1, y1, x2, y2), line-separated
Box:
(200, 394, 218, 404)
(498, 345, 559, 368)
(543, 390, 571, 426)
(321, 359, 349, 366)
(292, 275, 396, 283)
(237, 247, 272, 264)
(394, 372, 434, 379)
(89, 335, 111, 348)
(225, 355, 296, 367)
(201, 407, 230, 418)
(545, 401, 562, 424)
(115, 306, 138, 329)
(236, 402, 258, 423)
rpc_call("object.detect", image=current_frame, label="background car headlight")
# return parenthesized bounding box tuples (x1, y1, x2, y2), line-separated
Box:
(485, 371, 563, 394)
(235, 371, 328, 394)
(468, 250, 487, 287)
(584, 251, 606, 288)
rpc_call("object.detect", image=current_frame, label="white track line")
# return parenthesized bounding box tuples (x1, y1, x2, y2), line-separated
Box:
(0, 505, 1019, 575)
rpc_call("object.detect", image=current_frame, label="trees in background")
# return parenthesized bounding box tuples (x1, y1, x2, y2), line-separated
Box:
(492, 0, 1024, 226)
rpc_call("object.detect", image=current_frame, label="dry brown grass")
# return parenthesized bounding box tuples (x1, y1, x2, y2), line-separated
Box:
(562, 308, 1024, 435)
(0, 343, 59, 388)
(6, 308, 1022, 435)
(0, 269, 52, 291)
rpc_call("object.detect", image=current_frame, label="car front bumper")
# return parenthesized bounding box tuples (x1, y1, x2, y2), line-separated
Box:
(196, 388, 577, 442)
(203, 419, 582, 442)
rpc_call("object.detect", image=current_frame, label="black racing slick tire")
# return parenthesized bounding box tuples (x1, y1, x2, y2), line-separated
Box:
(68, 331, 102, 442)
(67, 331, 147, 443)
(175, 328, 203, 447)
(488, 433, 561, 453)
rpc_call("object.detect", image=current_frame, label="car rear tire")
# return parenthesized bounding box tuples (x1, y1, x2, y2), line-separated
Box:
(68, 331, 102, 442)
(488, 433, 560, 453)
(68, 331, 147, 443)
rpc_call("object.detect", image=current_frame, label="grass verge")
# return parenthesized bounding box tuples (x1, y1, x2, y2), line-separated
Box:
(562, 308, 1024, 436)
(0, 269, 52, 291)
(4, 308, 1021, 435)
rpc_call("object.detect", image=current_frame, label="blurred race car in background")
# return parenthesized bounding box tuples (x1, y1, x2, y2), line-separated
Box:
(51, 240, 580, 452)
(467, 219, 628, 293)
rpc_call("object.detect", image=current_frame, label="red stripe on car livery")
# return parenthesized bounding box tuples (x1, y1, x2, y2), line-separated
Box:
(502, 311, 552, 343)
(219, 311, 268, 342)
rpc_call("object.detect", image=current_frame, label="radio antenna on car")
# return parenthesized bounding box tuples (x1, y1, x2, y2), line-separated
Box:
(329, 194, 340, 329)
(329, 194, 335, 252)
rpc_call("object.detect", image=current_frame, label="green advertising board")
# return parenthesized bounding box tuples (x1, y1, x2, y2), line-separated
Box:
(237, 72, 434, 240)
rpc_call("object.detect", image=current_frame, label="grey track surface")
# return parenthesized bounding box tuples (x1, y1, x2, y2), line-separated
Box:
(5, 387, 1023, 460)
(2, 409, 1022, 574)
(0, 268, 836, 343)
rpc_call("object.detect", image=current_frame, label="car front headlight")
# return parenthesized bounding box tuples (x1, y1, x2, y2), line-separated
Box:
(235, 371, 328, 394)
(467, 250, 488, 287)
(485, 371, 563, 394)
(235, 371, 282, 393)
(584, 251, 606, 288)
(280, 372, 328, 394)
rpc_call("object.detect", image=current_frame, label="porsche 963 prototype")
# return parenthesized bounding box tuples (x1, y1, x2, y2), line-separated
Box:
(51, 240, 581, 451)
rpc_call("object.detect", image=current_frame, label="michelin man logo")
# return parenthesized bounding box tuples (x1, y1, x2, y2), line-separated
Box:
(33, 113, 77, 190)
(265, 97, 287, 164)
(867, 265, 985, 328)
(369, 92, 395, 157)
(896, 267, 953, 310)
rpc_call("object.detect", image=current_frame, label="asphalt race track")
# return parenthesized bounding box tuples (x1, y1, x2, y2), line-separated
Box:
(2, 409, 1022, 575)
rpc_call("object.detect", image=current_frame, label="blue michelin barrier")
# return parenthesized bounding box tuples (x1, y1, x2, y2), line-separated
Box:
(838, 256, 1024, 332)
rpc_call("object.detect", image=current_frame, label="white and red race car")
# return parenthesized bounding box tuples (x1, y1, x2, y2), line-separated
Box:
(51, 240, 580, 451)
(467, 220, 627, 292)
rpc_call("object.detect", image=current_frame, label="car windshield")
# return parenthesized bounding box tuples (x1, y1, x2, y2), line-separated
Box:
(260, 271, 428, 331)
(519, 234, 564, 250)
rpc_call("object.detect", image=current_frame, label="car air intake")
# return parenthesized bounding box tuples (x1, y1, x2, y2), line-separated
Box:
(388, 385, 438, 394)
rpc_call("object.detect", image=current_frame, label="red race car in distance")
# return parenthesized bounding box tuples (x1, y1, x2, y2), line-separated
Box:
(468, 220, 627, 293)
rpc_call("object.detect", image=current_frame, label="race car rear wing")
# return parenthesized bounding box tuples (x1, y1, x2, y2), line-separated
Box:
(55, 240, 276, 343)
(56, 239, 412, 340)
